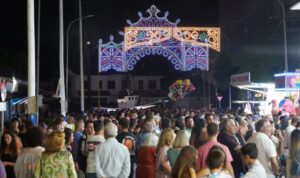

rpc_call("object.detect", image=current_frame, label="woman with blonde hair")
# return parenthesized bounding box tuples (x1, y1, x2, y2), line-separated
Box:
(167, 130, 189, 167)
(155, 128, 175, 178)
(172, 145, 198, 178)
(34, 130, 76, 178)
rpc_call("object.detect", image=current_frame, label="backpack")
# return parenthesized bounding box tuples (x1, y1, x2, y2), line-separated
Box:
(122, 136, 136, 156)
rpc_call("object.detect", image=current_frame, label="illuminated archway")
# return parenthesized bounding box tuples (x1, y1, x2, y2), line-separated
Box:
(98, 5, 220, 72)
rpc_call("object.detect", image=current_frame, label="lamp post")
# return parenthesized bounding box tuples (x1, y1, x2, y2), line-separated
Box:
(65, 14, 93, 112)
(277, 0, 288, 72)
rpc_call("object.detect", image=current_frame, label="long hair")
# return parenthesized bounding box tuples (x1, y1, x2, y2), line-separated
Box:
(190, 118, 207, 148)
(290, 129, 300, 161)
(172, 145, 198, 178)
(156, 128, 174, 153)
(0, 131, 18, 156)
(173, 130, 188, 148)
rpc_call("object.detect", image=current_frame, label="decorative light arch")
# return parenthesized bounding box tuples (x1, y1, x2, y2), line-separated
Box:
(99, 5, 220, 72)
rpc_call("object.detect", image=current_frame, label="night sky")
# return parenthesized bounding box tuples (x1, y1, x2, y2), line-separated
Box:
(1, 0, 219, 79)
(1, 0, 300, 83)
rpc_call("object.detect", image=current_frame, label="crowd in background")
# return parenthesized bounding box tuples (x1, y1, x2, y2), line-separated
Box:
(0, 106, 299, 178)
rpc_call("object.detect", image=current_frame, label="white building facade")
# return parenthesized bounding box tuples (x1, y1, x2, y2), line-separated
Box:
(68, 72, 164, 107)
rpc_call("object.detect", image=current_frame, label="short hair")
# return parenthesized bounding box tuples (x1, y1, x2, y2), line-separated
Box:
(184, 116, 193, 123)
(239, 119, 248, 128)
(205, 113, 214, 120)
(54, 117, 63, 126)
(143, 122, 154, 132)
(241, 143, 258, 159)
(75, 119, 84, 129)
(118, 118, 129, 129)
(206, 146, 226, 169)
(175, 118, 185, 130)
(245, 129, 254, 141)
(173, 130, 188, 148)
(104, 123, 118, 138)
(94, 120, 103, 133)
(280, 119, 289, 130)
(291, 117, 299, 125)
(26, 126, 44, 148)
(85, 120, 93, 127)
(161, 118, 171, 129)
(103, 118, 111, 126)
(255, 119, 268, 132)
(207, 123, 219, 136)
(45, 131, 65, 153)
(224, 119, 235, 130)
(64, 127, 73, 145)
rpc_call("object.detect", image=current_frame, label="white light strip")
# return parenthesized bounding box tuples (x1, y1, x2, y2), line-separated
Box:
(275, 88, 300, 91)
(274, 72, 300, 77)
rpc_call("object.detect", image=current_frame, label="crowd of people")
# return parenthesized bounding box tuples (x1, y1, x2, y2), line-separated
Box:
(0, 106, 299, 178)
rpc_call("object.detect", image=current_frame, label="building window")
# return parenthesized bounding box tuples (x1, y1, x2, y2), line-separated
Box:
(84, 81, 88, 90)
(122, 80, 128, 89)
(107, 81, 115, 89)
(149, 80, 156, 89)
(138, 80, 143, 90)
(99, 81, 103, 89)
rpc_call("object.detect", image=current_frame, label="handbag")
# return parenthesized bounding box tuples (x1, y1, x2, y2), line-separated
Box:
(290, 157, 300, 176)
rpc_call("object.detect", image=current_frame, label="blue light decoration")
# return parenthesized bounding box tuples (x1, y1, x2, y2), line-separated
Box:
(98, 5, 221, 72)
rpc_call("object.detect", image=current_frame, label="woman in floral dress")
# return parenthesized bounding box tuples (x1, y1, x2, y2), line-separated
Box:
(34, 130, 77, 178)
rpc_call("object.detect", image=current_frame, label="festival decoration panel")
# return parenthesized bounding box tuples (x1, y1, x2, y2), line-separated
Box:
(98, 5, 220, 72)
(98, 36, 125, 72)
(173, 27, 220, 52)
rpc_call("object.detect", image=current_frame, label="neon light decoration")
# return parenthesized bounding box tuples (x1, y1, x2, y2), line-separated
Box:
(99, 5, 220, 72)
(98, 36, 124, 72)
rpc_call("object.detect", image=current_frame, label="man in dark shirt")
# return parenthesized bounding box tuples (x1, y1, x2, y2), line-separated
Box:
(218, 119, 244, 177)
(77, 120, 94, 174)
(116, 118, 137, 178)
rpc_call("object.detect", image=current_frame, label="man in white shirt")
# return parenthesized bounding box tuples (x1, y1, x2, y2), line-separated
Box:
(284, 117, 297, 154)
(284, 117, 298, 178)
(248, 119, 280, 178)
(241, 143, 267, 178)
(94, 122, 130, 178)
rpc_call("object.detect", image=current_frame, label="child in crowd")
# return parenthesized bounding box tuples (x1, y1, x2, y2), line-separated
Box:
(200, 146, 233, 178)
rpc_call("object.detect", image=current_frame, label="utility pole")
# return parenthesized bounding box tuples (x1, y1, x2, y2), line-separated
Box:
(277, 0, 288, 72)
(79, 0, 85, 113)
(59, 0, 66, 116)
(27, 0, 37, 124)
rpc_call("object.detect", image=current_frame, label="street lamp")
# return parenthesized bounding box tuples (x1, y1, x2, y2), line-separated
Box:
(65, 14, 94, 112)
(277, 0, 288, 72)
